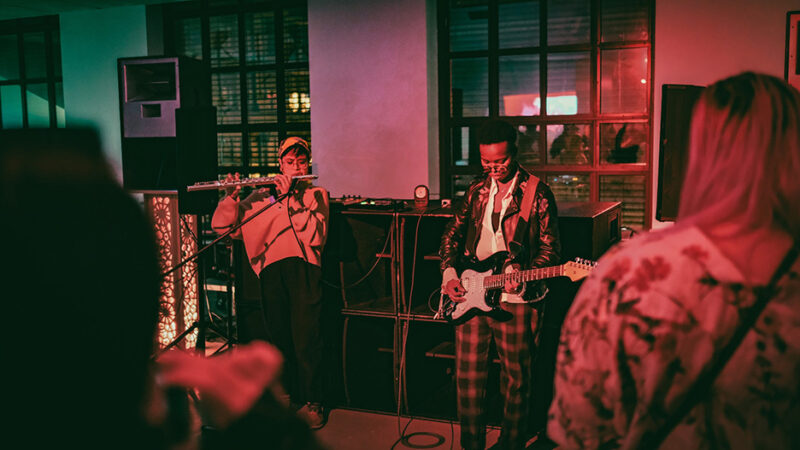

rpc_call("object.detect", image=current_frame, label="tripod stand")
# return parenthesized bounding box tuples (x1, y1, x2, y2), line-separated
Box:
(158, 189, 292, 355)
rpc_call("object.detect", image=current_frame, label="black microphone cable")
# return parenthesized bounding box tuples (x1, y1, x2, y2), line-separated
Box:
(320, 220, 394, 290)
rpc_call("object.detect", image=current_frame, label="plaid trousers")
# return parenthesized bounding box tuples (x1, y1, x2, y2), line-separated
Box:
(455, 303, 541, 450)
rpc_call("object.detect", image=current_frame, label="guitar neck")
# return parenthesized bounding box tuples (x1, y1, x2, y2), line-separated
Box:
(483, 265, 563, 289)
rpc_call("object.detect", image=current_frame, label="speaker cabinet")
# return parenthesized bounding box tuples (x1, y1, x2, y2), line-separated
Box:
(119, 56, 210, 138)
(657, 84, 705, 221)
(120, 107, 218, 214)
(118, 56, 217, 214)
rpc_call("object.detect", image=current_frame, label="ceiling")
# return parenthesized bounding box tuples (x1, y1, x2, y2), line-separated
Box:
(0, 0, 182, 21)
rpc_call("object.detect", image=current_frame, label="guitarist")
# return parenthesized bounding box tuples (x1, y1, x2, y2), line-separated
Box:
(440, 120, 561, 450)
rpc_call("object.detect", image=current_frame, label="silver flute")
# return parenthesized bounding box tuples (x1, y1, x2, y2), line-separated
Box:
(187, 174, 318, 192)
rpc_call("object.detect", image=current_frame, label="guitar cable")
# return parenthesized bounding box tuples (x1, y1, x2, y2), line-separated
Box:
(320, 221, 395, 290)
(390, 211, 452, 450)
(283, 182, 396, 293)
(427, 287, 442, 314)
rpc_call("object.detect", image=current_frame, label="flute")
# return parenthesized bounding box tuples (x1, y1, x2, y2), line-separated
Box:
(187, 175, 318, 192)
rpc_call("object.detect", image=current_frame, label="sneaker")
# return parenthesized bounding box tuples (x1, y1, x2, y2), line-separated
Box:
(297, 402, 326, 430)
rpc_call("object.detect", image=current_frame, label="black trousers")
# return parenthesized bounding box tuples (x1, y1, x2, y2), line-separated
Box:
(259, 257, 323, 405)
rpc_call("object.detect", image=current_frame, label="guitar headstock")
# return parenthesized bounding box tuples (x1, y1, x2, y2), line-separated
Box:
(562, 258, 597, 282)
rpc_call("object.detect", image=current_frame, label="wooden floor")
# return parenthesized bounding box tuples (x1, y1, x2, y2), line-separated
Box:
(315, 408, 491, 449)
(314, 408, 558, 449)
(202, 337, 556, 449)
(203, 338, 489, 449)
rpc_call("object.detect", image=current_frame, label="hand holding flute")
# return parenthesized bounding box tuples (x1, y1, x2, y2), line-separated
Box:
(272, 173, 293, 196)
(219, 172, 285, 198)
(221, 173, 242, 199)
(187, 174, 319, 193)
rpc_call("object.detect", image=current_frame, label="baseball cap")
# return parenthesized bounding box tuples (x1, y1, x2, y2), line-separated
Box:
(279, 136, 310, 159)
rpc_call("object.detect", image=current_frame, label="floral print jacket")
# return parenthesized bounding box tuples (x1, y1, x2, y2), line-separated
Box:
(547, 226, 800, 449)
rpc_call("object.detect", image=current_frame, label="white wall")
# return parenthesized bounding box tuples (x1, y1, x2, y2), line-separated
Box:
(60, 6, 148, 180)
(308, 0, 431, 199)
(652, 0, 797, 227)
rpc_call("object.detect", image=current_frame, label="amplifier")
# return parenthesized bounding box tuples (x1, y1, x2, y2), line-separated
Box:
(204, 279, 234, 320)
(557, 201, 622, 261)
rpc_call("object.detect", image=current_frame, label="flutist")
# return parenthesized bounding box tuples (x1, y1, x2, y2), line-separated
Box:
(211, 136, 330, 430)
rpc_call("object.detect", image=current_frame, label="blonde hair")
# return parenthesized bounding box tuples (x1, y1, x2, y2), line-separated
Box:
(677, 72, 800, 237)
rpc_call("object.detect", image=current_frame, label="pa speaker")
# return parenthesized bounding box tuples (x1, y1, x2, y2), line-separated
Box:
(118, 56, 217, 214)
(120, 107, 218, 214)
(118, 56, 210, 138)
(657, 84, 705, 221)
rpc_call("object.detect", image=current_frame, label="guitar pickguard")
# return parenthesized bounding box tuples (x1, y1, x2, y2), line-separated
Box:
(450, 268, 495, 322)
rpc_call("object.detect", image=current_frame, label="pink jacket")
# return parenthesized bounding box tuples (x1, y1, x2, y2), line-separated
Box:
(211, 182, 330, 275)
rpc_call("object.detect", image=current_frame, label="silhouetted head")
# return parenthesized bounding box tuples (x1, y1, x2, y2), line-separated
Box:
(1, 128, 161, 446)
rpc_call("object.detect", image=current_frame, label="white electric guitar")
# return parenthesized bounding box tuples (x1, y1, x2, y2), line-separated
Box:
(440, 256, 596, 324)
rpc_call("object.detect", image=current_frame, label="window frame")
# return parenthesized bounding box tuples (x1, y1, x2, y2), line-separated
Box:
(162, 0, 310, 178)
(437, 0, 655, 229)
(0, 15, 63, 129)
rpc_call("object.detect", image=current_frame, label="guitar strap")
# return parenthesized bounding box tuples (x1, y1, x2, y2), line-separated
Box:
(507, 172, 539, 258)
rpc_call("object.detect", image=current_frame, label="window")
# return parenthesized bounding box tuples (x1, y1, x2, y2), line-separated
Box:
(163, 0, 310, 178)
(0, 16, 64, 129)
(438, 0, 653, 230)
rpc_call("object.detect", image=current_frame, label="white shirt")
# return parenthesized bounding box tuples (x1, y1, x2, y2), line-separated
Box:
(475, 175, 517, 260)
(443, 174, 524, 303)
(481, 175, 525, 303)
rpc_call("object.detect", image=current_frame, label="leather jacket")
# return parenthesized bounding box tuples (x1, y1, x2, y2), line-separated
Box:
(439, 166, 561, 299)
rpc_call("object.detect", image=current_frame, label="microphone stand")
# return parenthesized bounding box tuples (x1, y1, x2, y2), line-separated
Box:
(158, 187, 294, 355)
(216, 238, 236, 355)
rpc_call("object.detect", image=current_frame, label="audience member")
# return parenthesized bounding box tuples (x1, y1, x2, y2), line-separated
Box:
(549, 123, 590, 164)
(1, 128, 323, 449)
(547, 72, 800, 448)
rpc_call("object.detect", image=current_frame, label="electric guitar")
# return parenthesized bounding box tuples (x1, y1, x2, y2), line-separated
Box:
(439, 255, 596, 324)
